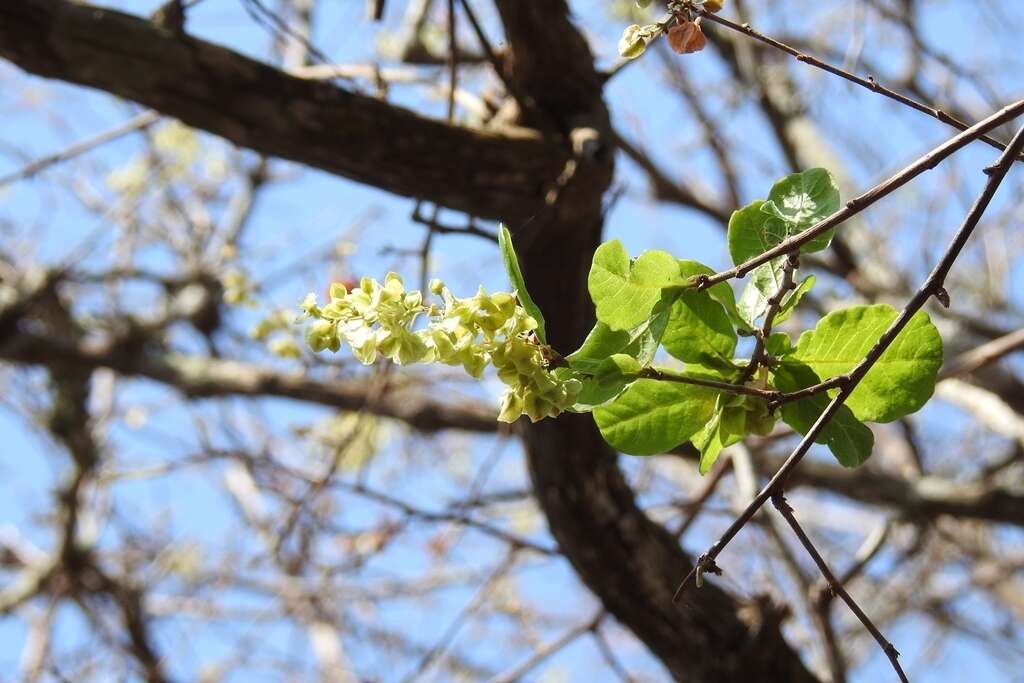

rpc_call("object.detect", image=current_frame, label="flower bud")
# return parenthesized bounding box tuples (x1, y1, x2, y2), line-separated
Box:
(305, 320, 338, 353)
(619, 24, 655, 59)
(329, 282, 348, 301)
(497, 390, 525, 423)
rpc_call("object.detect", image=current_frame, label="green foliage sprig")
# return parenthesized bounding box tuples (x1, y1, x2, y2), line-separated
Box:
(300, 170, 943, 472)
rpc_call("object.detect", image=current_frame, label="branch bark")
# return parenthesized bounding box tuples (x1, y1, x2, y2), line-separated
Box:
(0, 0, 565, 223)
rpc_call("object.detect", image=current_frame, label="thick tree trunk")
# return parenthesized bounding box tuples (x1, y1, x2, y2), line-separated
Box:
(495, 4, 818, 681)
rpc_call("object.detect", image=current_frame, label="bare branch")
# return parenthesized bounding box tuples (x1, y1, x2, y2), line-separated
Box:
(0, 0, 564, 222)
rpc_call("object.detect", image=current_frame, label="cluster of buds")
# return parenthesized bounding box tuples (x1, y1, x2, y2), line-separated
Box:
(298, 274, 580, 423)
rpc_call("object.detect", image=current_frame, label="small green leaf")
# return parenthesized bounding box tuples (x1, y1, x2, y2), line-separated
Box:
(728, 170, 840, 266)
(566, 313, 669, 412)
(679, 259, 750, 333)
(692, 413, 728, 474)
(568, 323, 632, 373)
(568, 308, 670, 372)
(764, 168, 840, 253)
(667, 262, 741, 370)
(594, 379, 717, 455)
(736, 258, 786, 326)
(498, 225, 546, 343)
(662, 288, 737, 370)
(765, 332, 793, 358)
(788, 304, 943, 423)
(560, 354, 642, 413)
(691, 395, 765, 475)
(774, 274, 816, 325)
(594, 354, 643, 387)
(727, 200, 789, 267)
(588, 241, 685, 331)
(774, 362, 874, 467)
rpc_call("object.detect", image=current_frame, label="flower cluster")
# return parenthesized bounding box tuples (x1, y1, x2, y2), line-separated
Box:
(298, 274, 580, 423)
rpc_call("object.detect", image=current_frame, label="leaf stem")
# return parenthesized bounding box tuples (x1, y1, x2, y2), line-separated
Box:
(768, 375, 848, 411)
(737, 253, 799, 385)
(638, 367, 780, 401)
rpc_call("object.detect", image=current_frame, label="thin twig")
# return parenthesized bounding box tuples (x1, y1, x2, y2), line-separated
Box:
(591, 624, 638, 683)
(768, 375, 848, 411)
(761, 513, 848, 683)
(411, 202, 496, 242)
(486, 609, 604, 683)
(834, 520, 890, 592)
(0, 110, 159, 188)
(692, 5, 1020, 160)
(335, 480, 557, 556)
(696, 99, 1024, 289)
(446, 0, 458, 122)
(738, 253, 799, 385)
(673, 120, 1024, 608)
(673, 455, 731, 539)
(240, 0, 333, 66)
(400, 550, 518, 683)
(939, 327, 1024, 379)
(456, 0, 539, 123)
(771, 492, 908, 683)
(639, 367, 780, 401)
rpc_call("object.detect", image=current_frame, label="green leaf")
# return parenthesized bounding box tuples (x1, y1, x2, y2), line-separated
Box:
(728, 170, 841, 267)
(774, 362, 874, 467)
(662, 288, 737, 370)
(692, 413, 727, 474)
(765, 332, 793, 358)
(592, 354, 642, 387)
(588, 241, 685, 331)
(788, 304, 943, 423)
(568, 308, 670, 372)
(727, 200, 789, 267)
(565, 313, 669, 412)
(773, 274, 816, 325)
(498, 225, 546, 343)
(764, 168, 840, 253)
(593, 379, 717, 455)
(560, 354, 642, 413)
(678, 259, 749, 333)
(692, 400, 749, 474)
(736, 258, 786, 326)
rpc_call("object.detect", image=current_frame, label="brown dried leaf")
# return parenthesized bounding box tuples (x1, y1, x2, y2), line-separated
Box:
(667, 19, 707, 54)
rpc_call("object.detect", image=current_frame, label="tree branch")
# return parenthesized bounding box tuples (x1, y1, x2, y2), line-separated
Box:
(0, 331, 497, 434)
(0, 0, 565, 222)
